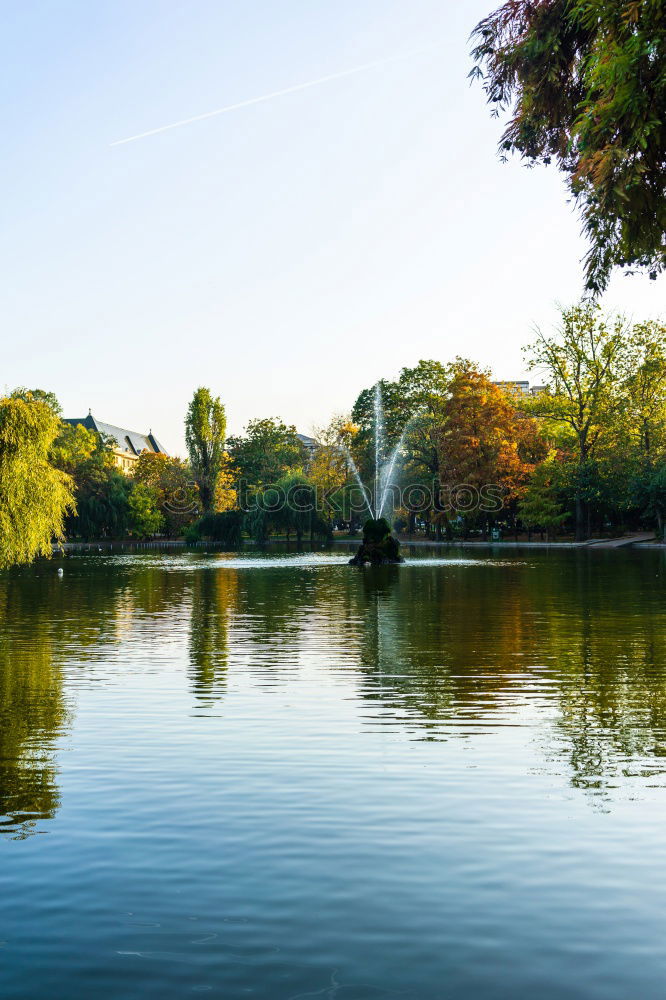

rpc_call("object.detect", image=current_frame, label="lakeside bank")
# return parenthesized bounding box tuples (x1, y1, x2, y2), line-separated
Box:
(53, 533, 665, 554)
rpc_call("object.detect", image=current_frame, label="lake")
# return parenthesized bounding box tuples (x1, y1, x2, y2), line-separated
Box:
(1, 546, 666, 999)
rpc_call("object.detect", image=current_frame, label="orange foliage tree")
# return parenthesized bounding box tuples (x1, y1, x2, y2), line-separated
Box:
(435, 362, 547, 536)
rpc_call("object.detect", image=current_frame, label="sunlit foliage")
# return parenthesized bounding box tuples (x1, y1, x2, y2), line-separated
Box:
(185, 387, 227, 513)
(0, 394, 75, 568)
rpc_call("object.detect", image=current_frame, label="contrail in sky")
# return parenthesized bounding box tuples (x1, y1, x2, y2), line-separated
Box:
(110, 43, 438, 147)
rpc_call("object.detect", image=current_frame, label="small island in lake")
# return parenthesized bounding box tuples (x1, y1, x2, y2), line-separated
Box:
(349, 518, 404, 566)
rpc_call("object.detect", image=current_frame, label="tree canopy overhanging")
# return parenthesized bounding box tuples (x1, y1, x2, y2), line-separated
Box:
(470, 0, 666, 293)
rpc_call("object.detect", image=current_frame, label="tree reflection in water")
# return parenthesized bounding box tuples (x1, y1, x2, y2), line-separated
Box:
(0, 575, 70, 838)
(189, 568, 236, 704)
(1, 549, 665, 835)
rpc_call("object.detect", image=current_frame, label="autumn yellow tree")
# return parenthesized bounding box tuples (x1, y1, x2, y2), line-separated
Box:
(310, 416, 360, 526)
(214, 453, 238, 512)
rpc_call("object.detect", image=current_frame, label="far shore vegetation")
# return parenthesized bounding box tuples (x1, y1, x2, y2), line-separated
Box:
(1, 303, 666, 569)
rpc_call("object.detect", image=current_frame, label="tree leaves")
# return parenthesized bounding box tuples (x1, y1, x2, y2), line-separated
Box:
(0, 396, 75, 568)
(471, 0, 666, 292)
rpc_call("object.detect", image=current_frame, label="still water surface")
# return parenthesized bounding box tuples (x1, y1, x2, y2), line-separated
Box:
(1, 547, 666, 998)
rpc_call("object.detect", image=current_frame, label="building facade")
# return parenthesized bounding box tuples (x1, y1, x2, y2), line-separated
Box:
(493, 381, 546, 397)
(63, 413, 168, 473)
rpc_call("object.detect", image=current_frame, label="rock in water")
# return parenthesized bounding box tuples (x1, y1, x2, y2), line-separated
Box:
(349, 518, 404, 566)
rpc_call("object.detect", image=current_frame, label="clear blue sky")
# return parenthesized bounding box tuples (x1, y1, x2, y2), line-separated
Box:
(2, 0, 663, 455)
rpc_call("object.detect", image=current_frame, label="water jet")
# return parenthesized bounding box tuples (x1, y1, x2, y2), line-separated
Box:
(346, 384, 409, 566)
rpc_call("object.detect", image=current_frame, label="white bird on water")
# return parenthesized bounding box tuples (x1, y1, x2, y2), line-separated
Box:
(57, 567, 64, 577)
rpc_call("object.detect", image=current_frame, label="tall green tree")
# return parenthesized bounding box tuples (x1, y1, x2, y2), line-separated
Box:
(0, 394, 75, 568)
(185, 388, 226, 513)
(471, 0, 666, 292)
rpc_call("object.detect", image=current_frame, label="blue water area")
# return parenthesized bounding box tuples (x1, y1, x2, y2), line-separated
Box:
(1, 548, 666, 999)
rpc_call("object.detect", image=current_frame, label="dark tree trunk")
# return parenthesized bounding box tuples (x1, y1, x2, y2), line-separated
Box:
(575, 496, 586, 541)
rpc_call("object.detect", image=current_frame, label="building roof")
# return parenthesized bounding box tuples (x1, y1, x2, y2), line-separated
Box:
(63, 413, 168, 456)
(297, 433, 318, 451)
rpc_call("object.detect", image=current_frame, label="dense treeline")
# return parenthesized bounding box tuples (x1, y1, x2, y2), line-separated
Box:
(0, 303, 664, 566)
(346, 305, 666, 541)
(177, 304, 666, 544)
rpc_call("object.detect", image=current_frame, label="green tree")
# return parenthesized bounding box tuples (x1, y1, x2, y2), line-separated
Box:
(308, 415, 357, 528)
(518, 453, 568, 539)
(524, 303, 628, 539)
(69, 461, 131, 540)
(0, 394, 75, 568)
(630, 462, 666, 537)
(128, 483, 164, 539)
(227, 417, 306, 504)
(10, 387, 62, 415)
(248, 473, 330, 544)
(351, 378, 409, 474)
(471, 0, 666, 292)
(185, 388, 227, 513)
(351, 362, 453, 530)
(50, 421, 98, 474)
(396, 360, 452, 490)
(613, 321, 666, 534)
(620, 320, 666, 459)
(51, 427, 131, 540)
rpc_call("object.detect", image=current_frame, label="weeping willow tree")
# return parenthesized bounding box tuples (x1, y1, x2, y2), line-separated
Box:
(470, 0, 666, 293)
(0, 393, 75, 568)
